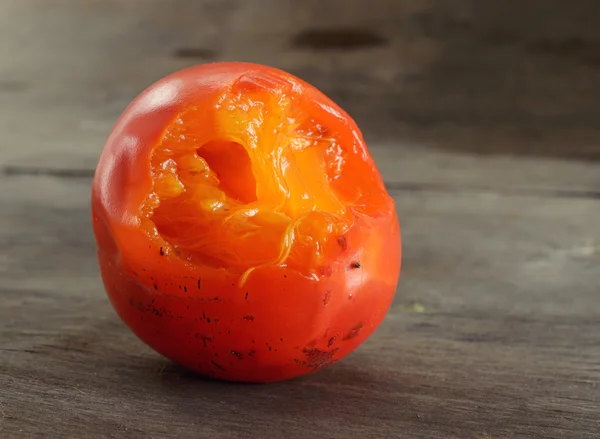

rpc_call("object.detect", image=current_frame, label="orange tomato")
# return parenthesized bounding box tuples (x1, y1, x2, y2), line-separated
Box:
(92, 62, 401, 383)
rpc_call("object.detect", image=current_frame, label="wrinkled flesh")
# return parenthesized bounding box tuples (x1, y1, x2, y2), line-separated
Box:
(140, 77, 386, 274)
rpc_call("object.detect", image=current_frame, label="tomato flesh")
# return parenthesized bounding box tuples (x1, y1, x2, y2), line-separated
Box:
(92, 63, 401, 383)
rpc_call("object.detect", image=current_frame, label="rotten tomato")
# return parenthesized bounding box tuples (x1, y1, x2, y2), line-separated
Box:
(92, 62, 401, 383)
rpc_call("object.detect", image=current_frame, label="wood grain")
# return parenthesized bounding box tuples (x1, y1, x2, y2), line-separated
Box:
(1, 174, 598, 438)
(0, 1, 599, 438)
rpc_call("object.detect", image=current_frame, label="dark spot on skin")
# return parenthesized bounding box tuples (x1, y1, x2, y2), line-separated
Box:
(202, 312, 206, 320)
(231, 283, 235, 287)
(291, 28, 388, 51)
(227, 330, 231, 335)
(302, 347, 337, 369)
(197, 279, 202, 290)
(343, 322, 365, 340)
(185, 305, 189, 310)
(184, 286, 187, 292)
(351, 261, 361, 269)
(243, 315, 254, 321)
(248, 350, 255, 357)
(151, 299, 155, 304)
(207, 317, 211, 323)
(280, 338, 284, 342)
(328, 334, 338, 347)
(251, 339, 255, 344)
(230, 350, 243, 360)
(211, 360, 227, 371)
(245, 292, 249, 300)
(337, 235, 348, 251)
(283, 274, 287, 278)
(173, 47, 218, 59)
(159, 247, 164, 256)
(153, 284, 158, 290)
(323, 289, 332, 305)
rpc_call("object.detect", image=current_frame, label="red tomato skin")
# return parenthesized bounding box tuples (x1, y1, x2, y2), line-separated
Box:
(92, 62, 401, 383)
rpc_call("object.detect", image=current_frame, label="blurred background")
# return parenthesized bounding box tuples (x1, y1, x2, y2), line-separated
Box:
(2, 0, 600, 169)
(1, 1, 599, 437)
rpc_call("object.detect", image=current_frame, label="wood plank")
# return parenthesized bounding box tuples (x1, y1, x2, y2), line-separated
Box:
(1, 174, 598, 438)
(2, 0, 600, 174)
(1, 0, 600, 437)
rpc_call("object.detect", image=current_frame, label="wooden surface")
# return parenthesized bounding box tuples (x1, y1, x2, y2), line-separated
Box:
(1, 1, 599, 438)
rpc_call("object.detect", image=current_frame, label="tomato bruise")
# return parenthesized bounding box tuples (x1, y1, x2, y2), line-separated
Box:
(92, 62, 401, 383)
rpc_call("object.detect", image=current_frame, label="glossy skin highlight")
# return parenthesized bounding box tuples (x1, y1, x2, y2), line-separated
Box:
(92, 62, 401, 383)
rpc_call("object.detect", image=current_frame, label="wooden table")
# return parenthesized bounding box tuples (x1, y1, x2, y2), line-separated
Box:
(1, 1, 599, 437)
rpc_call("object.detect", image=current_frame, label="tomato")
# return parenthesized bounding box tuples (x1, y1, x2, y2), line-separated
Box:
(91, 62, 401, 383)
